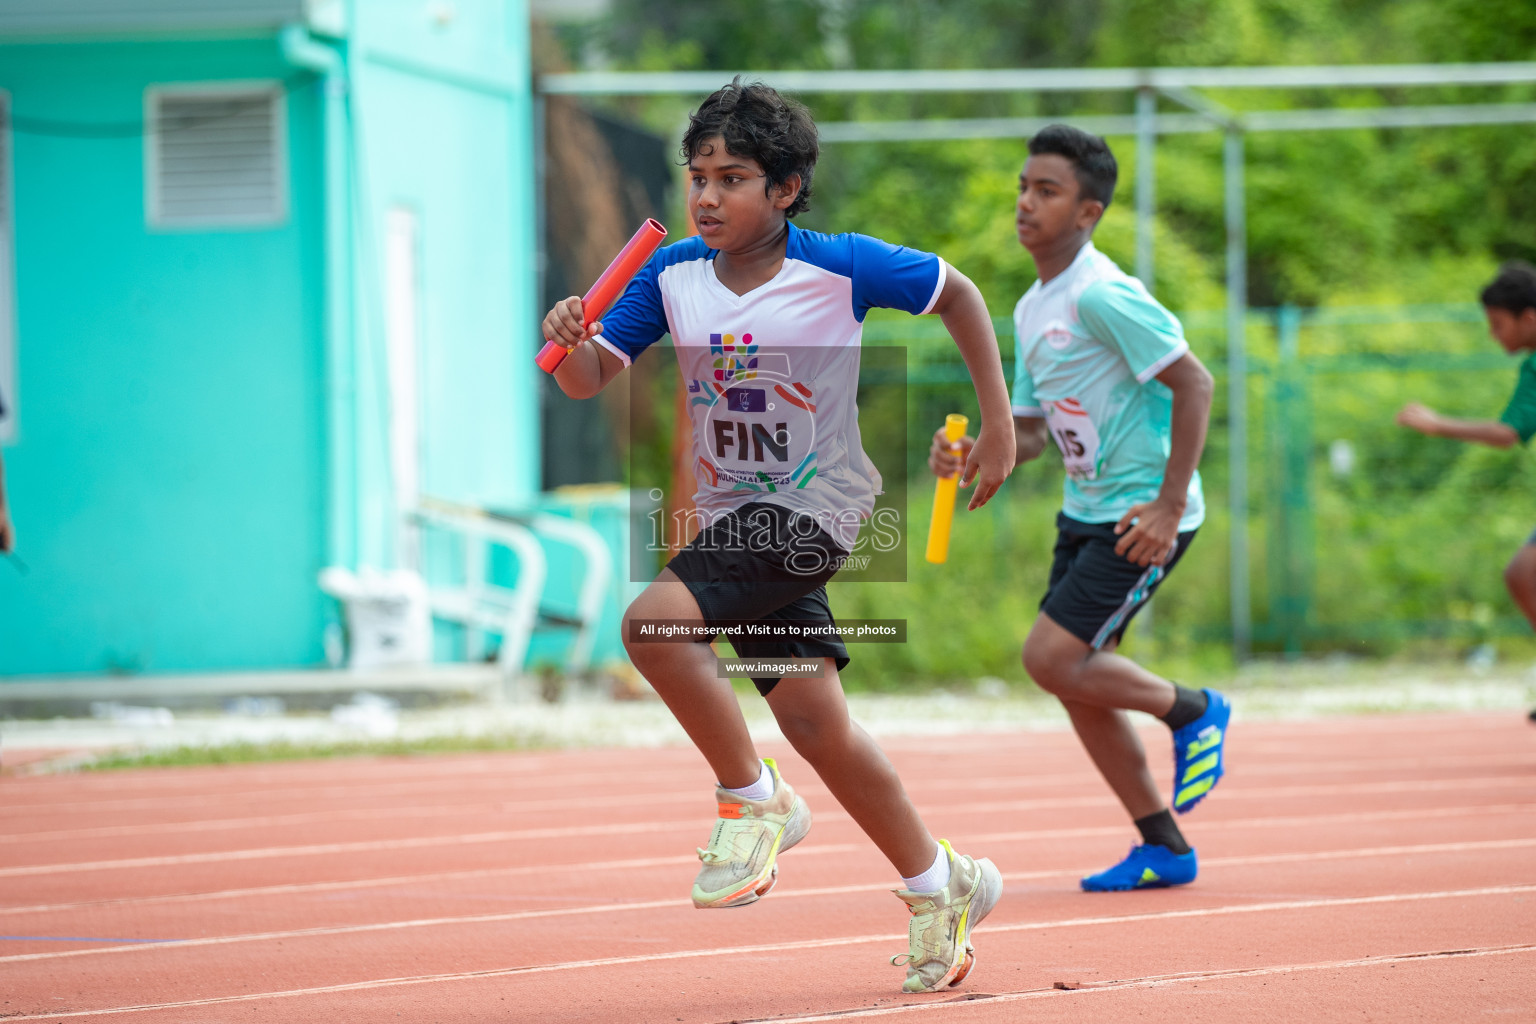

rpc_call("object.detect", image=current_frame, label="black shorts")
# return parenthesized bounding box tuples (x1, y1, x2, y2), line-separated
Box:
(1040, 512, 1197, 649)
(666, 501, 851, 695)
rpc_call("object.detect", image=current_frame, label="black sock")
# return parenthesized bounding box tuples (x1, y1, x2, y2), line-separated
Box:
(1134, 809, 1191, 855)
(1160, 684, 1209, 731)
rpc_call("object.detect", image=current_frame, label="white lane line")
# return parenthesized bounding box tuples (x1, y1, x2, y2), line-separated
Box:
(5, 754, 657, 794)
(5, 842, 1533, 965)
(11, 713, 1514, 801)
(0, 767, 1107, 835)
(7, 746, 1529, 819)
(5, 802, 1534, 919)
(0, 854, 711, 917)
(1172, 836, 1536, 870)
(971, 801, 1536, 847)
(0, 795, 710, 846)
(984, 883, 1536, 937)
(732, 944, 1536, 1023)
(0, 767, 717, 820)
(1222, 775, 1536, 801)
(6, 772, 1534, 869)
(4, 793, 1532, 891)
(0, 768, 1121, 844)
(4, 887, 1534, 1019)
(0, 820, 698, 878)
(0, 775, 1119, 843)
(7, 807, 1533, 918)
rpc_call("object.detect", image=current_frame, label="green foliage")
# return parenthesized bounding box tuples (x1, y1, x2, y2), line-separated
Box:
(605, 0, 831, 71)
(567, 0, 1536, 679)
(605, 0, 1105, 73)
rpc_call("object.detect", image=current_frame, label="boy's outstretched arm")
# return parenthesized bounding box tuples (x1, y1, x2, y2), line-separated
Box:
(542, 296, 627, 399)
(1113, 351, 1214, 567)
(1013, 415, 1050, 463)
(929, 267, 1016, 509)
(1396, 402, 1519, 448)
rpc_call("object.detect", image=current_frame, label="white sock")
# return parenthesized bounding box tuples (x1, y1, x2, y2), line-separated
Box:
(901, 841, 951, 893)
(721, 760, 774, 802)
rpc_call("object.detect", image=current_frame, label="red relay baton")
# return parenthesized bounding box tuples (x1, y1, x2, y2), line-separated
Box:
(536, 218, 668, 373)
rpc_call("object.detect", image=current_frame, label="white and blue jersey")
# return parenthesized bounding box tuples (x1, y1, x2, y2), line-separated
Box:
(1011, 242, 1205, 531)
(594, 222, 947, 551)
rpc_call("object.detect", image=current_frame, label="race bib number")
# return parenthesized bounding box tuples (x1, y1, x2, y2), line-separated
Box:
(1044, 398, 1102, 481)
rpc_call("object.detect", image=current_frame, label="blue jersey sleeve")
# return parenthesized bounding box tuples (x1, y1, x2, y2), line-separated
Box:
(590, 249, 672, 366)
(849, 234, 946, 322)
(1076, 279, 1189, 383)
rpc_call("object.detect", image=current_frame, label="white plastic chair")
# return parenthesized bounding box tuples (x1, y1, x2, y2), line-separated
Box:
(411, 501, 611, 678)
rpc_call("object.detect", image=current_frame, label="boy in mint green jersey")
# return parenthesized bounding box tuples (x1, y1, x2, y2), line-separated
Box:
(930, 125, 1230, 891)
(1397, 260, 1536, 725)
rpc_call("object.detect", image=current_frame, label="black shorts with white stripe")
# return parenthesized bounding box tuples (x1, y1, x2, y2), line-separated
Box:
(1039, 512, 1197, 650)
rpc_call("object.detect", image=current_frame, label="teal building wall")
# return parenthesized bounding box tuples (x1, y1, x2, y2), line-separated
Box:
(348, 0, 539, 563)
(0, 39, 329, 673)
(0, 1, 543, 676)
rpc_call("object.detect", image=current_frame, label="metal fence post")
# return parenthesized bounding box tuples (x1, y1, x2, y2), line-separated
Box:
(1135, 85, 1156, 288)
(1133, 85, 1158, 645)
(1225, 127, 1252, 661)
(1272, 304, 1312, 654)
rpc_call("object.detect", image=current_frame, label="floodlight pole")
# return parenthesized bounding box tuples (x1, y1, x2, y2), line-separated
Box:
(1224, 126, 1252, 660)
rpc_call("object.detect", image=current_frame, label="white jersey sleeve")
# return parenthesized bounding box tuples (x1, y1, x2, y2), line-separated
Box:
(848, 234, 946, 320)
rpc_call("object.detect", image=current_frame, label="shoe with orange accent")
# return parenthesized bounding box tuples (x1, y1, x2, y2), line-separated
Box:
(690, 758, 812, 909)
(890, 841, 1003, 993)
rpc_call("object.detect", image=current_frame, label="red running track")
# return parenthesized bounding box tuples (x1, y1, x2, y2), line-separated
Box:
(2, 711, 1533, 1022)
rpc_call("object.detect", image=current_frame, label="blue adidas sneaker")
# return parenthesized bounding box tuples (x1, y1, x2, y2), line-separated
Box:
(1080, 844, 1198, 892)
(1171, 688, 1230, 814)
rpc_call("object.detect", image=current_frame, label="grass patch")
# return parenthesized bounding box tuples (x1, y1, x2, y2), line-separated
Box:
(81, 733, 550, 772)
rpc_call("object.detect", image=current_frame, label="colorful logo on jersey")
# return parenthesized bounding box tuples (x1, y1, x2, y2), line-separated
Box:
(772, 381, 816, 412)
(691, 334, 821, 493)
(726, 387, 767, 413)
(711, 332, 757, 383)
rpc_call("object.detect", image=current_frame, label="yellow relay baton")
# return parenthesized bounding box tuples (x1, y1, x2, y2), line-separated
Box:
(924, 413, 969, 564)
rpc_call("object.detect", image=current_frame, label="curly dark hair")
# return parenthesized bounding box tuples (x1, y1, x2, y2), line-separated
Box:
(681, 77, 818, 218)
(1027, 124, 1118, 208)
(1481, 261, 1536, 314)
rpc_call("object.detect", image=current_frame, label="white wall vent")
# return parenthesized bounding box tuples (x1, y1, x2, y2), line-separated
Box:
(146, 84, 287, 228)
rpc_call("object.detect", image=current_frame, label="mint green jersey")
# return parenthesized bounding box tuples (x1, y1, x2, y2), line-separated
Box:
(1010, 242, 1205, 530)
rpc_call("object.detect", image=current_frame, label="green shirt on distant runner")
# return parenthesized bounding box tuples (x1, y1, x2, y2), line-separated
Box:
(1499, 351, 1536, 443)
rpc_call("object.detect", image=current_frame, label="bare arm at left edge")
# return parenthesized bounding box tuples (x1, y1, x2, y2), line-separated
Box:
(929, 266, 1016, 509)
